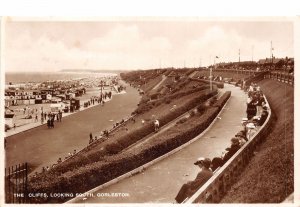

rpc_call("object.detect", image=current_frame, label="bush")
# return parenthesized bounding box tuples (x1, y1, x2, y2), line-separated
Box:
(106, 142, 123, 154)
(164, 98, 171, 104)
(196, 104, 207, 114)
(189, 109, 197, 117)
(150, 93, 160, 100)
(176, 117, 188, 124)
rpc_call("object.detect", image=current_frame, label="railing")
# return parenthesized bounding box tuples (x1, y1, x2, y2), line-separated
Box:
(264, 72, 294, 86)
(213, 69, 260, 75)
(5, 163, 28, 203)
(186, 95, 273, 203)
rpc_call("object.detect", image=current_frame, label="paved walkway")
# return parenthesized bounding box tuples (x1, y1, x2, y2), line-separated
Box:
(188, 71, 198, 78)
(152, 75, 166, 90)
(5, 95, 115, 137)
(71, 84, 247, 203)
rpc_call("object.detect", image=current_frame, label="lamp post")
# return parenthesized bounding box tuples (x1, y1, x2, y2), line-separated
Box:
(100, 80, 103, 100)
(210, 56, 218, 91)
(210, 63, 213, 91)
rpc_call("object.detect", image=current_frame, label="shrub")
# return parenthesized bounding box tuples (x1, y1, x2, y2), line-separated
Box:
(189, 109, 197, 117)
(176, 117, 188, 124)
(106, 142, 123, 154)
(150, 93, 160, 100)
(164, 98, 171, 104)
(196, 104, 207, 114)
(154, 100, 162, 106)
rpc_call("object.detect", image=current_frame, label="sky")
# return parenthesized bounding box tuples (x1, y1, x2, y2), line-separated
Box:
(3, 19, 294, 72)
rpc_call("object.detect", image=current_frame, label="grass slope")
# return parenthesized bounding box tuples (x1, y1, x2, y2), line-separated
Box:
(221, 79, 294, 203)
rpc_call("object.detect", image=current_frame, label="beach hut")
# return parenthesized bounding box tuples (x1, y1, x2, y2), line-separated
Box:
(70, 98, 80, 111)
(50, 103, 65, 114)
(46, 94, 52, 100)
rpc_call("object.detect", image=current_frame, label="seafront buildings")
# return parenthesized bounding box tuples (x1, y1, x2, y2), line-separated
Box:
(4, 75, 119, 107)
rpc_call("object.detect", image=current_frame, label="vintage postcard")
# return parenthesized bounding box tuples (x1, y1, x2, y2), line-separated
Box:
(0, 17, 297, 205)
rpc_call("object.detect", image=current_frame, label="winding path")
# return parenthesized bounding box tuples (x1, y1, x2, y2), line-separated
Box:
(152, 75, 167, 90)
(70, 84, 247, 203)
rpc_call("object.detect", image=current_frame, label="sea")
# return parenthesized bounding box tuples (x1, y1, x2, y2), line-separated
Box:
(5, 71, 118, 84)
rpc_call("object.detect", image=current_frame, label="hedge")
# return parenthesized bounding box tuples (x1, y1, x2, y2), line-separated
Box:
(190, 78, 224, 88)
(27, 91, 231, 203)
(213, 91, 231, 108)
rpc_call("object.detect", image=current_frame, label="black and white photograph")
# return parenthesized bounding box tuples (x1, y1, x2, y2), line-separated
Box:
(1, 16, 296, 205)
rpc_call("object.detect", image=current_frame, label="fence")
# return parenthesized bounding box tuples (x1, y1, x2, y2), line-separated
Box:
(213, 69, 260, 76)
(5, 163, 28, 203)
(264, 72, 294, 86)
(213, 69, 294, 86)
(186, 94, 273, 203)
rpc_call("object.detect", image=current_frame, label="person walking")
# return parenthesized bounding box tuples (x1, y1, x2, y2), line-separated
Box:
(59, 111, 62, 122)
(175, 157, 213, 203)
(154, 119, 160, 132)
(47, 119, 51, 129)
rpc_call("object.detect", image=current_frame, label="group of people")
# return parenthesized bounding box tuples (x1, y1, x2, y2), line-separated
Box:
(175, 157, 213, 203)
(89, 133, 100, 144)
(175, 82, 269, 203)
(175, 129, 248, 203)
(45, 111, 63, 128)
(83, 96, 107, 108)
(245, 83, 268, 120)
(88, 130, 110, 145)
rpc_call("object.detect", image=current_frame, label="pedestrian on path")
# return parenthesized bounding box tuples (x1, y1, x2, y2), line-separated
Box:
(47, 119, 50, 128)
(154, 119, 160, 132)
(175, 157, 213, 203)
(59, 111, 62, 122)
(222, 138, 241, 163)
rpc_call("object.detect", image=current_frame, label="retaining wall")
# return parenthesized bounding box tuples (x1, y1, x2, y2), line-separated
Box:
(186, 94, 273, 203)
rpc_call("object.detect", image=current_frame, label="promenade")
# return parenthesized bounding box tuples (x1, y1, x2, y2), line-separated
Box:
(71, 84, 247, 203)
(5, 87, 112, 137)
(5, 82, 141, 174)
